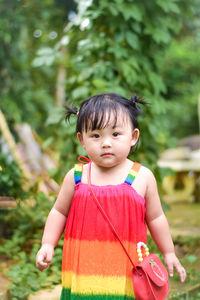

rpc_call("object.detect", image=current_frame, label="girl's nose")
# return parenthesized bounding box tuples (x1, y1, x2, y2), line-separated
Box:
(102, 138, 112, 148)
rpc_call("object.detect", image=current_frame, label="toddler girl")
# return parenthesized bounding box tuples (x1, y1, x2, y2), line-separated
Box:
(36, 93, 186, 300)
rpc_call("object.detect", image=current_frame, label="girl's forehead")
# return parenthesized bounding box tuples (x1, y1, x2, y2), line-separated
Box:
(87, 110, 132, 130)
(105, 112, 130, 126)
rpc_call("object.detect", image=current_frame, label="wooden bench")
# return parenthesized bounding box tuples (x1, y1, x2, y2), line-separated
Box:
(0, 196, 17, 209)
(158, 159, 200, 203)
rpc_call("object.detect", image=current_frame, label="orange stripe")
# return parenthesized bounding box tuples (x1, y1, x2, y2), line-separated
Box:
(62, 238, 139, 276)
(132, 162, 141, 172)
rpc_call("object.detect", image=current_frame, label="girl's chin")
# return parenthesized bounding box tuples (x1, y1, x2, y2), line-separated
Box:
(95, 159, 124, 168)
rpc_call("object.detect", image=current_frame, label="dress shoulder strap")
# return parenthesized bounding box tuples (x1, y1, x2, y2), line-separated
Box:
(124, 162, 142, 186)
(74, 164, 83, 184)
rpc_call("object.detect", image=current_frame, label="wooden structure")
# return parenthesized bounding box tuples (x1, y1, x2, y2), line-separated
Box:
(0, 109, 60, 210)
(0, 196, 16, 209)
(158, 144, 200, 203)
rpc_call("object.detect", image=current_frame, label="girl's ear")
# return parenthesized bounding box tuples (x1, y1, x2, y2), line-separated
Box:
(77, 132, 85, 147)
(131, 128, 140, 146)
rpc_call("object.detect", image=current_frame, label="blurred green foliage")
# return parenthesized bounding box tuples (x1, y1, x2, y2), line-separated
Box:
(0, 154, 27, 199)
(159, 0, 200, 138)
(0, 192, 63, 299)
(40, 0, 188, 181)
(0, 0, 199, 179)
(160, 37, 200, 138)
(0, 0, 74, 134)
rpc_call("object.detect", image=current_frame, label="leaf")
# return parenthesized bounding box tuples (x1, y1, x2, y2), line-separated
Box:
(126, 32, 139, 50)
(156, 0, 180, 14)
(71, 86, 89, 100)
(130, 23, 142, 34)
(153, 28, 171, 44)
(32, 55, 57, 67)
(92, 79, 106, 88)
(43, 137, 54, 149)
(148, 71, 166, 94)
(185, 255, 198, 264)
(119, 62, 138, 85)
(37, 47, 54, 56)
(154, 132, 166, 145)
(45, 107, 64, 126)
(64, 138, 74, 152)
(64, 123, 76, 135)
(108, 4, 119, 16)
(148, 123, 158, 136)
(119, 3, 143, 22)
(60, 35, 69, 46)
(107, 44, 128, 59)
(115, 32, 125, 43)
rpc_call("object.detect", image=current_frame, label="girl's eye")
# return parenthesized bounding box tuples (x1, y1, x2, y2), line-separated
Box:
(92, 134, 100, 138)
(113, 132, 119, 137)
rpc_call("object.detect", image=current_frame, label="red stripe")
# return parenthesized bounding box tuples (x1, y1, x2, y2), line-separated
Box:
(65, 185, 146, 242)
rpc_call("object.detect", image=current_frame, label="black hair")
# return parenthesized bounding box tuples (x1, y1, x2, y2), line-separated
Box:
(65, 93, 148, 133)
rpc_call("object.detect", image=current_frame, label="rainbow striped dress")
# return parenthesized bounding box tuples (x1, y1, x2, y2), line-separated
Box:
(61, 162, 147, 300)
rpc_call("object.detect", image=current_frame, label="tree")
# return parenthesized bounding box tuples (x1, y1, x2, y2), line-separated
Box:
(0, 0, 73, 133)
(45, 0, 186, 179)
(159, 0, 200, 138)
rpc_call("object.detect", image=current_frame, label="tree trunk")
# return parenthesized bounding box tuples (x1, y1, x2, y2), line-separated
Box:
(55, 46, 67, 106)
(0, 109, 30, 179)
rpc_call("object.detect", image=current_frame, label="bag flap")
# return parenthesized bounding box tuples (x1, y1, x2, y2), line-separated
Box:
(136, 254, 169, 287)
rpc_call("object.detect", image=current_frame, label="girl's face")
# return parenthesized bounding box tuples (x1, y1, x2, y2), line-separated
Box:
(77, 111, 140, 168)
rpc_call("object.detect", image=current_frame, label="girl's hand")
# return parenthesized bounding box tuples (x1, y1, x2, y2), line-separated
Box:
(36, 244, 54, 272)
(164, 252, 186, 283)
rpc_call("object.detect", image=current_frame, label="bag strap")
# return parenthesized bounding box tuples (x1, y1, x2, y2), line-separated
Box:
(87, 162, 136, 270)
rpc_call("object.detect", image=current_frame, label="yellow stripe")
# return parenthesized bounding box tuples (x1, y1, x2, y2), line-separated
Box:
(129, 170, 137, 177)
(62, 271, 135, 297)
(75, 165, 82, 171)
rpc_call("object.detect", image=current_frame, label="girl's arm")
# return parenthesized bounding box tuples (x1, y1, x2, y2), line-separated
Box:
(144, 168, 186, 283)
(36, 168, 75, 271)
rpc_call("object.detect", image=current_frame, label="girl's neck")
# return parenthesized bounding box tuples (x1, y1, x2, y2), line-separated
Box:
(88, 159, 133, 186)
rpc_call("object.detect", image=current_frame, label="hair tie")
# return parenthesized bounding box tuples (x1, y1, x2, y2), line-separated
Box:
(130, 94, 138, 104)
(130, 95, 140, 111)
(129, 94, 147, 111)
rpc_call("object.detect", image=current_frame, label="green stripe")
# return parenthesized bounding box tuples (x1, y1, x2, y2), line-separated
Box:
(60, 288, 135, 300)
(74, 171, 82, 176)
(127, 174, 135, 180)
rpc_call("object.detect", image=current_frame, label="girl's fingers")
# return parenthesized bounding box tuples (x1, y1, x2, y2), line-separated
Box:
(167, 263, 174, 278)
(36, 246, 54, 271)
(46, 249, 54, 263)
(175, 263, 186, 282)
(165, 253, 186, 283)
(37, 254, 45, 263)
(36, 253, 48, 271)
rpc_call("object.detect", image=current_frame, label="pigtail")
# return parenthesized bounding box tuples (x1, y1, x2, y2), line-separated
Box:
(129, 94, 148, 116)
(65, 105, 79, 121)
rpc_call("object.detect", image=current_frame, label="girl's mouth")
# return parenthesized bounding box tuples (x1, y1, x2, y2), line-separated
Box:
(101, 153, 113, 157)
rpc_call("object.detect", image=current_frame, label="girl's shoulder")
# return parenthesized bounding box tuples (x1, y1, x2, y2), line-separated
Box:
(133, 163, 157, 199)
(63, 167, 76, 186)
(64, 164, 87, 186)
(139, 164, 157, 186)
(139, 164, 154, 177)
